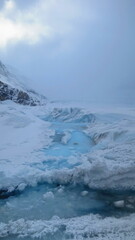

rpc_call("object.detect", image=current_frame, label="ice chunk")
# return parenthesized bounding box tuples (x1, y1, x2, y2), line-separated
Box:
(51, 215, 60, 221)
(81, 190, 88, 196)
(17, 183, 27, 191)
(113, 200, 124, 208)
(126, 204, 134, 209)
(57, 186, 64, 194)
(43, 191, 54, 200)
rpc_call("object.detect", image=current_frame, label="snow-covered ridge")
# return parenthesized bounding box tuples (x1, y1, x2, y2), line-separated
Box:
(0, 60, 47, 106)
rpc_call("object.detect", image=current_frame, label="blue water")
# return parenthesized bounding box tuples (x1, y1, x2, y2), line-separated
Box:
(45, 131, 91, 157)
(39, 120, 93, 171)
(0, 184, 107, 223)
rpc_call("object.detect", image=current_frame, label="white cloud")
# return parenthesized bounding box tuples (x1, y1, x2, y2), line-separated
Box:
(0, 0, 52, 48)
(5, 0, 15, 10)
(0, 0, 94, 49)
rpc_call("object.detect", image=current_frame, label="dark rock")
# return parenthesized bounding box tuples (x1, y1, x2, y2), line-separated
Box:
(0, 80, 41, 106)
(0, 60, 47, 106)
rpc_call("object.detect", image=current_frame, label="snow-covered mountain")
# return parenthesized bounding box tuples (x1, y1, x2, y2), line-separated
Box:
(0, 60, 47, 106)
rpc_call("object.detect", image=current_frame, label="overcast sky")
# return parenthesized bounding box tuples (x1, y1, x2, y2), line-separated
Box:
(0, 0, 135, 104)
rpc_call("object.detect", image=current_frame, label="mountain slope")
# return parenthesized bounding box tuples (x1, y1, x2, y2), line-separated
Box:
(0, 61, 46, 106)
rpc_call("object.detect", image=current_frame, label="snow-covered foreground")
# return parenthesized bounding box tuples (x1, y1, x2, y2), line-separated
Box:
(0, 100, 135, 239)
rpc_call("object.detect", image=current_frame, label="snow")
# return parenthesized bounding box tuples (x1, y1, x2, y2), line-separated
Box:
(0, 213, 135, 239)
(0, 101, 53, 189)
(1, 100, 135, 239)
(0, 62, 47, 106)
(1, 100, 135, 190)
(43, 191, 54, 200)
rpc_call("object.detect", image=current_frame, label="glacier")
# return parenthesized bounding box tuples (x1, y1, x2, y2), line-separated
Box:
(0, 62, 135, 239)
(1, 100, 135, 239)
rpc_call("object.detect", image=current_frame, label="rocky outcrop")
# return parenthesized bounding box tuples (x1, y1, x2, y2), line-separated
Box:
(0, 61, 46, 106)
(0, 81, 40, 106)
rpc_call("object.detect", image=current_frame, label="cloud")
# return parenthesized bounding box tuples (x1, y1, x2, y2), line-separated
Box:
(0, 0, 93, 49)
(5, 0, 15, 10)
(0, 0, 52, 48)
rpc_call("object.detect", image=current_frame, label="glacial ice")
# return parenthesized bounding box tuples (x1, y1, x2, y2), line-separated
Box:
(1, 101, 135, 239)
